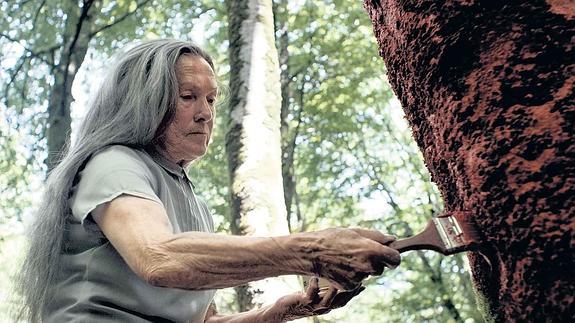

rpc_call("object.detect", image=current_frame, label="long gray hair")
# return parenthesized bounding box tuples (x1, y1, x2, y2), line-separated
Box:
(13, 39, 214, 322)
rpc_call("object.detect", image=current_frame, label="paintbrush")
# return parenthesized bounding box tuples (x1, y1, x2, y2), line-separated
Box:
(389, 211, 481, 255)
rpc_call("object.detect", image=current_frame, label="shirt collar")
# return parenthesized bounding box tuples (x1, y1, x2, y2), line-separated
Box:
(144, 145, 190, 180)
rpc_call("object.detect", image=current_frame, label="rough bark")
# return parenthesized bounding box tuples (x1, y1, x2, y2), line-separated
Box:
(225, 0, 300, 312)
(364, 0, 574, 321)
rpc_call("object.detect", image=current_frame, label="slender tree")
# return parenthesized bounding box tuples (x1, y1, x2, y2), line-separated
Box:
(225, 0, 299, 311)
(364, 1, 574, 321)
(273, 0, 297, 232)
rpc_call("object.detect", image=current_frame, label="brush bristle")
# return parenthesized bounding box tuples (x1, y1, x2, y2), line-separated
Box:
(435, 211, 482, 253)
(451, 211, 482, 246)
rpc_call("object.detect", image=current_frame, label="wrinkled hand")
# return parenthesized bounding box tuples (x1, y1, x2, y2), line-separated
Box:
(271, 277, 365, 322)
(298, 228, 401, 290)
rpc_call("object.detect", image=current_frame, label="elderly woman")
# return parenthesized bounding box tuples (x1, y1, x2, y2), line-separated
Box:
(15, 39, 400, 322)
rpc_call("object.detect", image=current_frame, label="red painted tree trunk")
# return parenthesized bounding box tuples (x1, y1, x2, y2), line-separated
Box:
(364, 1, 574, 321)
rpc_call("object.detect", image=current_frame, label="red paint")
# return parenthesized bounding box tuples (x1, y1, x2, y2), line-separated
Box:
(364, 0, 574, 320)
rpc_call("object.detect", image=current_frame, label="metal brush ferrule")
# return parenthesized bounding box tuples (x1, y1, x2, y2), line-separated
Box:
(432, 217, 453, 250)
(433, 216, 466, 251)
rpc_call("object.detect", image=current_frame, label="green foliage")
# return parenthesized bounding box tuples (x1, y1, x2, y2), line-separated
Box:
(272, 0, 484, 321)
(0, 0, 216, 221)
(0, 231, 26, 322)
(283, 0, 396, 231)
(0, 118, 32, 221)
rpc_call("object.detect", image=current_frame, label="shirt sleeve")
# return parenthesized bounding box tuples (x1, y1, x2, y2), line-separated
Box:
(70, 145, 163, 234)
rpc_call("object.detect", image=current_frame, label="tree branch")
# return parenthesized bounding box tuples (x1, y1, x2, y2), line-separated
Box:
(3, 55, 29, 108)
(88, 0, 152, 37)
(14, 59, 33, 112)
(0, 32, 59, 65)
(357, 141, 402, 212)
(18, 0, 35, 6)
(56, 0, 96, 113)
(67, 0, 96, 55)
(29, 0, 47, 36)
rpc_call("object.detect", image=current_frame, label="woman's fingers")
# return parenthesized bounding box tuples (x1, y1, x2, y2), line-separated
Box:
(325, 268, 365, 291)
(351, 228, 401, 269)
(351, 228, 396, 245)
(331, 285, 366, 309)
(318, 286, 338, 308)
(306, 228, 401, 290)
(306, 277, 320, 299)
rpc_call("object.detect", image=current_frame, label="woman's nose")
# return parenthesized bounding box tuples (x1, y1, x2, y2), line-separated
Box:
(194, 99, 213, 122)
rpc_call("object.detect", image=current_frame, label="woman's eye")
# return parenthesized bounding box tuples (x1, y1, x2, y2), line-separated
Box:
(181, 94, 197, 101)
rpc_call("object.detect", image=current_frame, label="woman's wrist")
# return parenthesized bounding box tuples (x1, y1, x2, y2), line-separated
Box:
(257, 303, 289, 323)
(265, 233, 317, 276)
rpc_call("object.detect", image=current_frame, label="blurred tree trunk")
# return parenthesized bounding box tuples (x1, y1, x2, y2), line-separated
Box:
(226, 0, 300, 312)
(46, 0, 101, 171)
(274, 0, 296, 232)
(274, 0, 305, 233)
(364, 1, 574, 321)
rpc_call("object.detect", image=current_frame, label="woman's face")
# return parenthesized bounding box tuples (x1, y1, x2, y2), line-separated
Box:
(162, 55, 218, 165)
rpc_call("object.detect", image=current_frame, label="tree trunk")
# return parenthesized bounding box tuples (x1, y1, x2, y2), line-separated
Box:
(364, 1, 574, 321)
(274, 0, 296, 232)
(225, 0, 300, 312)
(273, 0, 303, 233)
(46, 0, 100, 171)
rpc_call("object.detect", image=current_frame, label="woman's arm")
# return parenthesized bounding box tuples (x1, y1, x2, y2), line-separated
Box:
(93, 195, 400, 290)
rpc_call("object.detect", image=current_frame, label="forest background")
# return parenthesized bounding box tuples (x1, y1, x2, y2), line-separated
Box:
(0, 0, 484, 322)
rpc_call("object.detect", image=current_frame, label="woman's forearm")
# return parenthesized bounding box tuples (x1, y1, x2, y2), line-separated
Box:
(96, 195, 400, 292)
(145, 231, 314, 290)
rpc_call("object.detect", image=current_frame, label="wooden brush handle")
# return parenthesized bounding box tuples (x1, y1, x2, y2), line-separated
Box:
(388, 220, 447, 254)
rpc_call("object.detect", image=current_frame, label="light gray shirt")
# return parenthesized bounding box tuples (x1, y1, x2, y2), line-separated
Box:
(44, 145, 216, 323)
